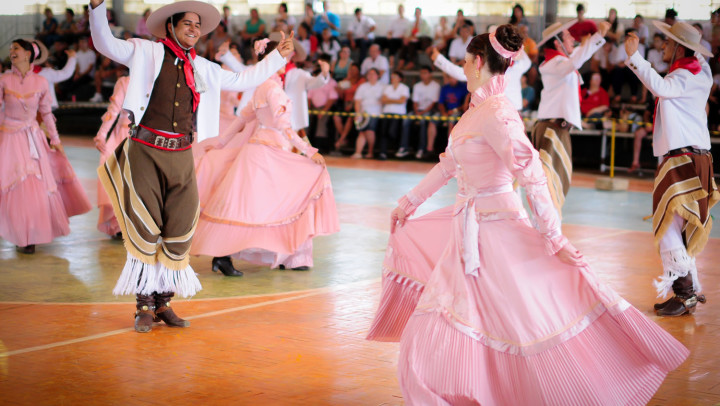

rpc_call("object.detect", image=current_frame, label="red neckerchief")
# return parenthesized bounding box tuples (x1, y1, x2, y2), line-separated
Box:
(653, 57, 702, 130)
(543, 48, 582, 102)
(159, 37, 199, 112)
(280, 61, 296, 85)
(669, 56, 702, 75)
(32, 65, 42, 73)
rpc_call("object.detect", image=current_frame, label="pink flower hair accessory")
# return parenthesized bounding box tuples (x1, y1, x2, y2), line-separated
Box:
(31, 42, 40, 59)
(254, 38, 271, 56)
(489, 31, 522, 59)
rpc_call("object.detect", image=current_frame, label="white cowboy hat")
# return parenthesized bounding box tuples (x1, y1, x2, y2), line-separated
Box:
(146, 1, 221, 39)
(652, 20, 713, 57)
(268, 31, 306, 62)
(30, 39, 49, 65)
(537, 19, 578, 46)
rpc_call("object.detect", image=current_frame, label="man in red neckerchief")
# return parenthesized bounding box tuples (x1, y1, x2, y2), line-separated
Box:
(625, 21, 719, 316)
(89, 0, 295, 332)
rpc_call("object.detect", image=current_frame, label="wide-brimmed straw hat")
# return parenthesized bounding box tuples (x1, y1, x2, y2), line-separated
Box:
(146, 1, 221, 39)
(537, 19, 577, 46)
(30, 39, 49, 65)
(268, 31, 306, 62)
(652, 20, 713, 57)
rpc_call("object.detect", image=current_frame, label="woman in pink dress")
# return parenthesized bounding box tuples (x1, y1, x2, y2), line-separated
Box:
(191, 39, 340, 275)
(0, 39, 91, 254)
(368, 25, 689, 404)
(93, 74, 130, 238)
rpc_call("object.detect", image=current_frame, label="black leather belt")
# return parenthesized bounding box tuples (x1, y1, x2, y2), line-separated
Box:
(665, 147, 709, 157)
(130, 126, 193, 151)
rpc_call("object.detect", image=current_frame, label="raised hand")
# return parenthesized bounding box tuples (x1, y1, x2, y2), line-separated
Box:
(429, 46, 440, 62)
(65, 49, 76, 58)
(277, 31, 296, 59)
(624, 32, 640, 58)
(597, 21, 611, 37)
(318, 59, 330, 76)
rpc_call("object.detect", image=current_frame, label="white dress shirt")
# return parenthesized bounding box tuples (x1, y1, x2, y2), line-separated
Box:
(647, 49, 668, 73)
(348, 15, 376, 40)
(537, 33, 606, 129)
(354, 82, 385, 115)
(626, 51, 712, 157)
(284, 67, 329, 130)
(360, 55, 390, 84)
(448, 36, 472, 61)
(388, 16, 409, 39)
(381, 83, 410, 114)
(412, 80, 441, 111)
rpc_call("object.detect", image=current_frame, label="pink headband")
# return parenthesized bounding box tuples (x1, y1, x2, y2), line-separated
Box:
(254, 38, 270, 56)
(489, 32, 521, 59)
(31, 42, 40, 59)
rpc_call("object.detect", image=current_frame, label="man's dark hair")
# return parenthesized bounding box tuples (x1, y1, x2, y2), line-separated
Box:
(665, 9, 678, 19)
(576, 4, 585, 13)
(66, 8, 74, 17)
(354, 8, 362, 14)
(279, 3, 288, 12)
(165, 12, 201, 38)
(419, 65, 432, 73)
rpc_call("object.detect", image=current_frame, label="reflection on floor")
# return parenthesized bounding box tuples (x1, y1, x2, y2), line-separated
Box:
(1, 140, 719, 404)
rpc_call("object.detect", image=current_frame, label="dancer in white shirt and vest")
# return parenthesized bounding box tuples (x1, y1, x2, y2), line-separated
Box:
(533, 20, 609, 210)
(625, 21, 718, 316)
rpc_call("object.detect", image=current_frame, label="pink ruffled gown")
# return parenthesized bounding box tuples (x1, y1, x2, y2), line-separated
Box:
(367, 76, 689, 405)
(191, 75, 339, 268)
(95, 76, 131, 236)
(0, 67, 91, 247)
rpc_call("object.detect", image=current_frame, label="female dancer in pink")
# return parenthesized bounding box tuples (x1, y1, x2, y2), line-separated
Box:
(191, 39, 339, 274)
(93, 73, 130, 238)
(368, 25, 689, 404)
(0, 39, 90, 254)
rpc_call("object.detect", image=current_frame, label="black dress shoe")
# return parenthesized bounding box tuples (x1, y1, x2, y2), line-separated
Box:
(16, 245, 35, 254)
(211, 256, 243, 277)
(278, 265, 310, 271)
(111, 232, 123, 241)
(656, 294, 706, 316)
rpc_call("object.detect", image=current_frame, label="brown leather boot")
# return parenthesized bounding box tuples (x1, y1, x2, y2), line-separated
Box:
(656, 294, 706, 317)
(154, 292, 190, 328)
(134, 294, 155, 333)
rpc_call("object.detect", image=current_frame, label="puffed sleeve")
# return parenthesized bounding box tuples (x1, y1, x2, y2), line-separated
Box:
(398, 146, 457, 216)
(37, 78, 60, 145)
(485, 106, 569, 255)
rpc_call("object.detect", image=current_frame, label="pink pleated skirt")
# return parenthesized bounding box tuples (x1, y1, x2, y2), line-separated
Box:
(96, 123, 130, 236)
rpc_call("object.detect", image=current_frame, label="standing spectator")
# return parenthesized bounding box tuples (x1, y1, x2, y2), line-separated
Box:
(605, 8, 624, 45)
(276, 3, 297, 33)
(313, 1, 340, 38)
(398, 7, 433, 70)
(352, 68, 385, 158)
(377, 71, 410, 160)
(135, 8, 151, 39)
(509, 4, 529, 27)
(361, 44, 390, 84)
(221, 6, 236, 38)
(332, 46, 352, 80)
(433, 16, 453, 51)
(448, 22, 474, 64)
(302, 3, 315, 30)
(297, 22, 318, 60)
(520, 74, 535, 112)
(568, 4, 597, 42)
(387, 5, 410, 62)
(647, 33, 668, 74)
(580, 72, 610, 129)
(438, 74, 468, 135)
(319, 28, 341, 63)
(241, 9, 266, 53)
(664, 9, 677, 26)
(307, 71, 339, 150)
(632, 15, 649, 45)
(36, 8, 59, 47)
(397, 65, 440, 159)
(347, 7, 375, 64)
(334, 63, 365, 150)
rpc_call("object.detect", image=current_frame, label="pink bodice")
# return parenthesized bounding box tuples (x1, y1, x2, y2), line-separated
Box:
(0, 68, 59, 143)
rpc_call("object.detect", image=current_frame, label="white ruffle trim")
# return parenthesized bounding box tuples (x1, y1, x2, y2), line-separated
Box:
(654, 248, 701, 298)
(112, 253, 202, 298)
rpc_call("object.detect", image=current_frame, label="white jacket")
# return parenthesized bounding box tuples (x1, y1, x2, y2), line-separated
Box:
(284, 68, 329, 131)
(39, 56, 77, 109)
(626, 51, 712, 157)
(434, 51, 531, 111)
(89, 2, 285, 142)
(537, 33, 606, 129)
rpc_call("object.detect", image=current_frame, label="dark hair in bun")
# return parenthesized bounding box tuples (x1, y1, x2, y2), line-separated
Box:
(12, 39, 36, 63)
(466, 24, 523, 75)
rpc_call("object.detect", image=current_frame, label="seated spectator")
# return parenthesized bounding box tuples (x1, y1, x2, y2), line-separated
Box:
(433, 16, 453, 51)
(605, 8, 624, 45)
(632, 14, 649, 45)
(521, 74, 535, 112)
(135, 8, 151, 39)
(332, 46, 352, 80)
(58, 8, 77, 43)
(693, 23, 713, 59)
(397, 65, 440, 159)
(319, 28, 341, 63)
(241, 8, 266, 52)
(347, 7, 375, 64)
(90, 55, 116, 102)
(386, 5, 410, 63)
(313, 1, 340, 38)
(509, 4, 529, 27)
(618, 106, 653, 173)
(378, 71, 411, 160)
(352, 68, 385, 159)
(209, 22, 231, 62)
(568, 4, 597, 42)
(361, 44, 390, 84)
(448, 21, 473, 64)
(580, 72, 610, 129)
(221, 6, 237, 38)
(36, 8, 59, 47)
(59, 36, 96, 101)
(76, 5, 91, 37)
(609, 28, 644, 102)
(520, 24, 538, 63)
(334, 63, 365, 150)
(275, 3, 297, 33)
(438, 74, 468, 139)
(297, 22, 318, 61)
(302, 4, 314, 30)
(450, 10, 467, 40)
(664, 8, 677, 26)
(398, 7, 433, 70)
(308, 61, 339, 150)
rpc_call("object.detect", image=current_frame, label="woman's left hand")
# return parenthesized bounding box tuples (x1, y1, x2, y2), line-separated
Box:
(310, 152, 326, 166)
(556, 242, 587, 267)
(390, 207, 408, 233)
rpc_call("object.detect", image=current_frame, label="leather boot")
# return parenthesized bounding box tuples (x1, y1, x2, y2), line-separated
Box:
(654, 274, 694, 311)
(134, 294, 156, 333)
(154, 292, 190, 327)
(656, 294, 706, 317)
(211, 256, 243, 276)
(16, 245, 35, 254)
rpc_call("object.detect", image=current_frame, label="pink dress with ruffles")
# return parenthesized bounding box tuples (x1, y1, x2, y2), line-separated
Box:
(191, 75, 339, 268)
(0, 68, 90, 247)
(368, 76, 688, 405)
(95, 76, 131, 236)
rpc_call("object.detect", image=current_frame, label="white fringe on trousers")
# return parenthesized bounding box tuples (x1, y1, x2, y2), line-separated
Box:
(112, 253, 202, 298)
(655, 214, 701, 298)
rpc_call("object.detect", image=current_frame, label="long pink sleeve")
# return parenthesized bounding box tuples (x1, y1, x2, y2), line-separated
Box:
(216, 101, 255, 147)
(485, 108, 569, 254)
(398, 149, 457, 216)
(266, 85, 318, 156)
(96, 78, 126, 140)
(38, 80, 60, 145)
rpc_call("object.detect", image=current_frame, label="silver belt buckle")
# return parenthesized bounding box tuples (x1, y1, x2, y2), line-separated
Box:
(167, 138, 179, 149)
(154, 135, 167, 149)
